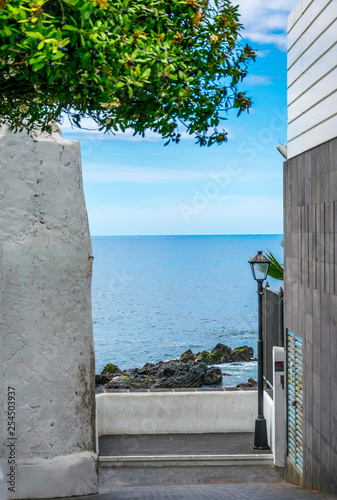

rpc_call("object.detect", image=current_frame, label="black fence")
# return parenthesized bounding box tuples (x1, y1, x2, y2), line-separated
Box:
(262, 282, 284, 387)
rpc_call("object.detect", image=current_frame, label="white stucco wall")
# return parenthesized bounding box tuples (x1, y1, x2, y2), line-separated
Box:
(0, 126, 98, 499)
(96, 390, 261, 436)
(287, 0, 337, 158)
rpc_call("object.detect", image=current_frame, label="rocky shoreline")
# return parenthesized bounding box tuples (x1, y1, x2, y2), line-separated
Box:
(95, 343, 257, 390)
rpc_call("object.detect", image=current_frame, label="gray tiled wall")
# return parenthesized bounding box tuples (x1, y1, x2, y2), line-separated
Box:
(284, 137, 337, 495)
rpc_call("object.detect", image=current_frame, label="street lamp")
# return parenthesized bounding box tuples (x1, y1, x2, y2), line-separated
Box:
(248, 250, 271, 450)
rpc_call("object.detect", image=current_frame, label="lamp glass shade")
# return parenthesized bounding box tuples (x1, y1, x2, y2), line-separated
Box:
(249, 251, 271, 282)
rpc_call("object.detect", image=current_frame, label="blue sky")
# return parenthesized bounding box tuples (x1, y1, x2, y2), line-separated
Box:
(61, 0, 299, 236)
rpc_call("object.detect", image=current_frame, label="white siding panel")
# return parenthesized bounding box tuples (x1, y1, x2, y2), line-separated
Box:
(288, 0, 314, 33)
(288, 44, 337, 103)
(288, 68, 337, 123)
(288, 21, 337, 86)
(288, 114, 337, 158)
(288, 0, 333, 51)
(288, 92, 337, 141)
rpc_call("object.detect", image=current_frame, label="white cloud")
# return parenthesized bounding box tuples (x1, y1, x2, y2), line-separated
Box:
(61, 115, 233, 142)
(86, 194, 283, 235)
(243, 74, 272, 86)
(238, 0, 299, 50)
(83, 166, 221, 183)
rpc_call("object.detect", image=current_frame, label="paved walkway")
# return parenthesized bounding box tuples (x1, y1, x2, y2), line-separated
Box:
(53, 465, 337, 499)
(99, 432, 271, 456)
(50, 433, 337, 499)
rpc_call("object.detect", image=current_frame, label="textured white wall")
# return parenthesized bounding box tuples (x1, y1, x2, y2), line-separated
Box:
(287, 0, 337, 158)
(0, 126, 97, 499)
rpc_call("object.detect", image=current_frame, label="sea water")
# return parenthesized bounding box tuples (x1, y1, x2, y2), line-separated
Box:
(91, 235, 283, 387)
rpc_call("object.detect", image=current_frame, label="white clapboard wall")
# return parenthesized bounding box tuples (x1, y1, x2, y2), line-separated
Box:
(287, 0, 337, 159)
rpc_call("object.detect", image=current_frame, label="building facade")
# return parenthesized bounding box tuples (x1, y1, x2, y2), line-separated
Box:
(284, 0, 337, 493)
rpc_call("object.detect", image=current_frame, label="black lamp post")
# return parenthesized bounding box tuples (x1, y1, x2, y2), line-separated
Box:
(248, 250, 271, 450)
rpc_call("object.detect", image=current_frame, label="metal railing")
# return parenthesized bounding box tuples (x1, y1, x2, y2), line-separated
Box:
(262, 283, 284, 387)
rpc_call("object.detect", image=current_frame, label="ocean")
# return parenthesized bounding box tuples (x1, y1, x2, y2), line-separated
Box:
(91, 235, 283, 387)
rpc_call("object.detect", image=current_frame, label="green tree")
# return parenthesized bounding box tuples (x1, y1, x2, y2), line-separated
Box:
(0, 0, 255, 145)
(266, 238, 284, 281)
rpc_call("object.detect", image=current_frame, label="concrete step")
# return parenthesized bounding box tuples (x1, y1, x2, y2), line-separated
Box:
(99, 453, 274, 467)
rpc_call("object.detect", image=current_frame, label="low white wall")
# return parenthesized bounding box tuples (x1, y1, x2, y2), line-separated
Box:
(96, 391, 261, 436)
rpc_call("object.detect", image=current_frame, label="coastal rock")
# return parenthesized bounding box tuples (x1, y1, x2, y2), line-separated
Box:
(95, 344, 255, 390)
(230, 346, 254, 362)
(179, 349, 196, 363)
(237, 378, 257, 388)
(103, 360, 222, 390)
(196, 344, 254, 364)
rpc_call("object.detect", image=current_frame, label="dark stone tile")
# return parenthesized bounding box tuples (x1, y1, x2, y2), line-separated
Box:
(330, 169, 337, 202)
(285, 180, 292, 208)
(291, 306, 299, 335)
(305, 421, 313, 452)
(319, 142, 330, 174)
(321, 292, 330, 321)
(313, 428, 321, 459)
(329, 263, 335, 295)
(305, 287, 313, 315)
(313, 344, 321, 375)
(312, 316, 321, 347)
(331, 385, 337, 419)
(298, 285, 305, 311)
(305, 314, 312, 344)
(330, 350, 337, 389)
(291, 156, 299, 183)
(320, 464, 331, 494)
(298, 310, 306, 337)
(313, 290, 321, 319)
(308, 259, 315, 288)
(321, 410, 330, 443)
(312, 175, 320, 204)
(305, 358, 313, 398)
(330, 448, 337, 485)
(321, 321, 330, 353)
(306, 394, 313, 425)
(308, 204, 315, 232)
(304, 445, 313, 489)
(330, 325, 337, 357)
(292, 208, 299, 234)
(304, 148, 312, 177)
(312, 145, 321, 177)
(298, 177, 305, 207)
(330, 476, 337, 497)
(325, 202, 331, 233)
(330, 415, 337, 452)
(313, 373, 321, 406)
(312, 456, 321, 492)
(305, 176, 312, 206)
(321, 353, 330, 412)
(284, 208, 292, 234)
(320, 172, 329, 203)
(330, 294, 337, 327)
(292, 181, 298, 207)
(328, 137, 337, 171)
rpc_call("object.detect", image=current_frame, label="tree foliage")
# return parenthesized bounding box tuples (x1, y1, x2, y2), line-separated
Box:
(0, 0, 255, 145)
